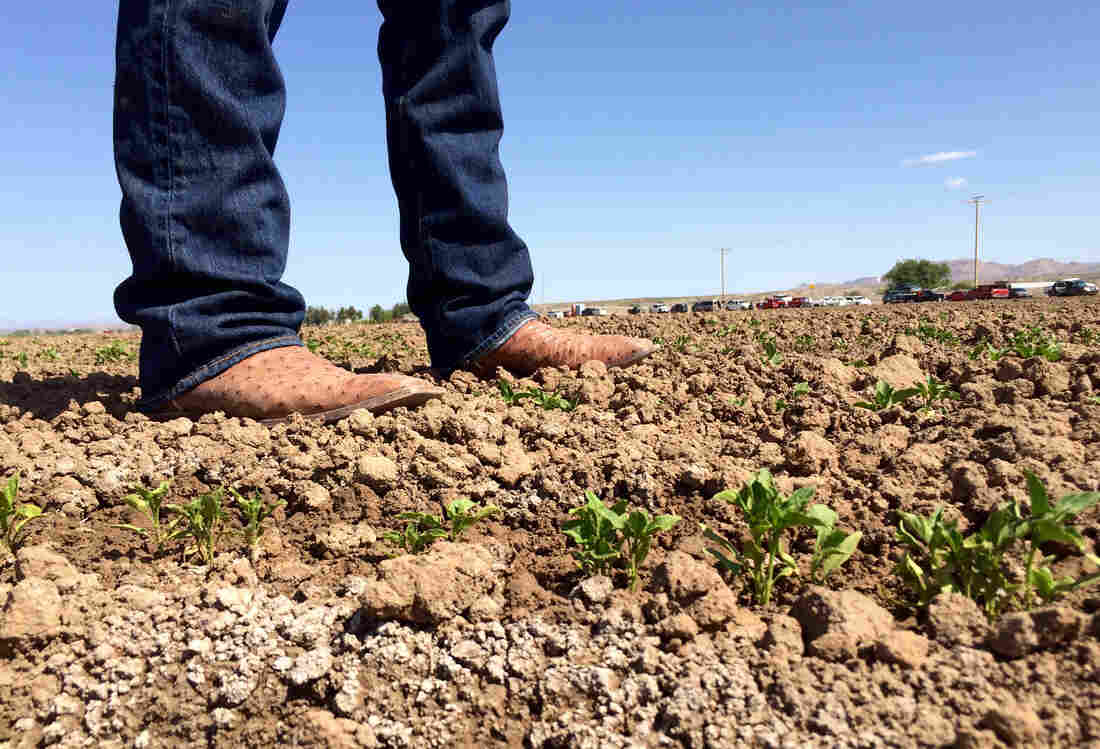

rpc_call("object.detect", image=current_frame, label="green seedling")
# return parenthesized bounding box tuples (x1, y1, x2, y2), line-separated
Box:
(383, 499, 500, 553)
(968, 339, 1006, 362)
(174, 489, 229, 566)
(760, 337, 782, 367)
(895, 472, 1100, 619)
(113, 480, 180, 555)
(775, 381, 810, 412)
(1087, 395, 1100, 405)
(793, 334, 815, 353)
(94, 341, 133, 365)
(910, 323, 958, 346)
(561, 491, 679, 590)
(445, 498, 501, 541)
(809, 505, 863, 584)
(42, 348, 60, 360)
(621, 508, 681, 591)
(229, 488, 285, 562)
(702, 469, 857, 605)
(16, 351, 28, 367)
(383, 513, 447, 554)
(670, 335, 691, 353)
(497, 379, 576, 411)
(561, 492, 626, 576)
(913, 376, 960, 412)
(854, 380, 920, 411)
(1073, 328, 1098, 346)
(1, 474, 43, 557)
(1009, 325, 1062, 362)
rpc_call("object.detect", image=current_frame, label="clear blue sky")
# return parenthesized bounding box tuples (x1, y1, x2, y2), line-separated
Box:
(3, 2, 1098, 327)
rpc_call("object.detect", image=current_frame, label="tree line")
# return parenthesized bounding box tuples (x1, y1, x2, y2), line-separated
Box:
(303, 302, 412, 326)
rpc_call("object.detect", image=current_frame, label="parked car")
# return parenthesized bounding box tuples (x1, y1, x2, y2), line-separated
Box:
(1009, 287, 1031, 299)
(787, 296, 812, 308)
(883, 285, 920, 304)
(671, 303, 689, 313)
(545, 310, 565, 319)
(947, 290, 971, 302)
(759, 297, 786, 309)
(912, 289, 945, 302)
(970, 283, 1011, 300)
(628, 305, 642, 314)
(651, 302, 671, 313)
(846, 296, 873, 306)
(691, 300, 716, 313)
(725, 299, 751, 310)
(581, 307, 609, 316)
(1048, 279, 1099, 297)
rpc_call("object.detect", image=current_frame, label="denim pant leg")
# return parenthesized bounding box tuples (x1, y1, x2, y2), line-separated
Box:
(378, 0, 537, 371)
(114, 0, 305, 410)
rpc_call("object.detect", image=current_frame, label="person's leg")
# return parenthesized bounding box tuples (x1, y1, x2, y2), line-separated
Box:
(114, 0, 303, 408)
(377, 0, 537, 371)
(114, 0, 442, 421)
(377, 0, 657, 376)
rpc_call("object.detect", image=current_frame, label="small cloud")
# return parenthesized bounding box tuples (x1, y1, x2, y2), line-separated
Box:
(944, 176, 968, 190)
(902, 150, 977, 167)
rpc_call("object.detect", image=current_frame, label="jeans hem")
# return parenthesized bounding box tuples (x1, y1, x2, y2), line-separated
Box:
(457, 309, 539, 370)
(136, 334, 303, 412)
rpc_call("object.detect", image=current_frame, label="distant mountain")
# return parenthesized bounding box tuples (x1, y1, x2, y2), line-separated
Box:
(822, 258, 1100, 288)
(941, 257, 1100, 283)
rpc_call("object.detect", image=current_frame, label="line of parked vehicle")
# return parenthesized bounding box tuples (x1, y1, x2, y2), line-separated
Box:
(628, 295, 873, 314)
(883, 278, 1097, 304)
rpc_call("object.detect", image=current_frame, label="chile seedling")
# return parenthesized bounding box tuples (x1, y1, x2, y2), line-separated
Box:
(1, 474, 43, 557)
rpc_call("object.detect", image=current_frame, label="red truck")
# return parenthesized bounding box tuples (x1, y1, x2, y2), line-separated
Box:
(758, 297, 787, 309)
(787, 296, 812, 308)
(969, 282, 1011, 300)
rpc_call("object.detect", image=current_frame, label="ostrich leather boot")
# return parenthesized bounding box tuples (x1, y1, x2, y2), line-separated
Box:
(469, 319, 658, 378)
(161, 346, 444, 425)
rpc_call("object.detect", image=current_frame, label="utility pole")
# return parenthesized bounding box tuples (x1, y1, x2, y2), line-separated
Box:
(967, 196, 988, 287)
(717, 247, 730, 303)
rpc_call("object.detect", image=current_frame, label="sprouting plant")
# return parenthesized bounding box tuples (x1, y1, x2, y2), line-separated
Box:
(670, 335, 691, 353)
(702, 469, 858, 605)
(1087, 395, 1100, 405)
(968, 339, 1006, 362)
(16, 351, 28, 368)
(561, 491, 679, 590)
(809, 505, 863, 584)
(760, 336, 782, 367)
(793, 334, 815, 353)
(42, 348, 60, 361)
(854, 380, 920, 411)
(562, 492, 626, 576)
(527, 389, 577, 412)
(112, 480, 180, 555)
(304, 338, 322, 353)
(621, 508, 681, 591)
(1018, 473, 1100, 609)
(912, 376, 960, 412)
(383, 513, 447, 554)
(383, 499, 500, 553)
(849, 359, 869, 369)
(497, 379, 576, 411)
(1009, 325, 1061, 362)
(894, 472, 1100, 620)
(93, 341, 134, 365)
(174, 489, 229, 566)
(729, 396, 747, 408)
(445, 498, 501, 541)
(1, 474, 43, 557)
(775, 381, 810, 412)
(912, 322, 958, 346)
(229, 488, 285, 562)
(1073, 328, 1098, 346)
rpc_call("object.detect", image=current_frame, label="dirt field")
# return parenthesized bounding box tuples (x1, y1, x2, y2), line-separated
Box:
(2, 298, 1099, 748)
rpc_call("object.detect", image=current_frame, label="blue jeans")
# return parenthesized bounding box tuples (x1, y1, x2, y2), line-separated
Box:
(114, 0, 536, 409)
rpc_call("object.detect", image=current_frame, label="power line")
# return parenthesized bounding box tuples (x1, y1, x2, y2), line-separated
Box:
(717, 247, 730, 303)
(967, 195, 990, 287)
